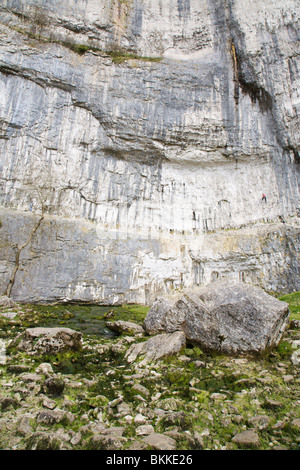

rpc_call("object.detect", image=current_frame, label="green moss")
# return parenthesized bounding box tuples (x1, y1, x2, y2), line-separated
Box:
(1, 288, 299, 450)
(276, 340, 294, 359)
(105, 47, 162, 64)
(279, 291, 300, 320)
(71, 44, 90, 54)
(17, 302, 149, 338)
(25, 434, 60, 450)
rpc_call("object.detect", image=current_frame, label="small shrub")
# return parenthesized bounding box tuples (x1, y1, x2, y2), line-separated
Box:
(106, 43, 162, 64)
(71, 44, 90, 55)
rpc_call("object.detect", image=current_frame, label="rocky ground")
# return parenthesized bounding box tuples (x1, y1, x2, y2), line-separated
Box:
(0, 296, 299, 451)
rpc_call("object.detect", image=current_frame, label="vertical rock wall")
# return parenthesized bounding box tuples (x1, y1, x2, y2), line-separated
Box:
(0, 0, 299, 303)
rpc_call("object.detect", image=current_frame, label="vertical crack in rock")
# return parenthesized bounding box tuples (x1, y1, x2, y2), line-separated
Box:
(5, 214, 44, 298)
(0, 0, 299, 303)
(229, 40, 273, 113)
(210, 0, 299, 216)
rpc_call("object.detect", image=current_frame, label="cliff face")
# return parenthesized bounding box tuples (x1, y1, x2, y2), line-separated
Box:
(0, 0, 299, 304)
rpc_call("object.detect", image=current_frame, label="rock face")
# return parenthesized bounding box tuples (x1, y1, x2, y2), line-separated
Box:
(0, 1, 299, 304)
(9, 327, 83, 355)
(143, 281, 290, 356)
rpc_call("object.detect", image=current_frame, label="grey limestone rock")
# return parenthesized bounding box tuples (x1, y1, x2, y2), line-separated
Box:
(0, 1, 299, 304)
(144, 280, 290, 356)
(42, 377, 65, 397)
(125, 331, 186, 364)
(0, 296, 17, 308)
(142, 432, 177, 451)
(9, 327, 83, 355)
(232, 430, 261, 449)
(105, 320, 145, 336)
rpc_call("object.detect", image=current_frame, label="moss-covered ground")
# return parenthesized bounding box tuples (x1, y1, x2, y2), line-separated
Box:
(0, 294, 299, 450)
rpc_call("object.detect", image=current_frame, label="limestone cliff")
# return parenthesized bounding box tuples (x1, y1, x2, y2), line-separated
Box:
(0, 0, 299, 304)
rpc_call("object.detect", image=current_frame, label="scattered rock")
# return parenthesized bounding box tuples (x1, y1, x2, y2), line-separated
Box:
(290, 418, 300, 430)
(88, 426, 127, 450)
(0, 396, 19, 411)
(19, 372, 42, 383)
(144, 281, 290, 356)
(128, 440, 150, 450)
(125, 331, 186, 364)
(7, 365, 31, 374)
(159, 411, 192, 429)
(17, 413, 34, 436)
(291, 349, 300, 365)
(264, 398, 283, 410)
(156, 397, 180, 411)
(37, 410, 60, 426)
(132, 383, 150, 397)
(42, 396, 57, 410)
(194, 360, 206, 368)
(142, 432, 177, 450)
(0, 311, 18, 319)
(9, 327, 83, 355)
(289, 320, 300, 329)
(164, 429, 200, 449)
(42, 376, 65, 396)
(35, 363, 54, 376)
(70, 431, 82, 446)
(0, 287, 298, 451)
(232, 430, 260, 449)
(248, 415, 270, 430)
(0, 296, 17, 308)
(106, 320, 145, 335)
(36, 409, 73, 425)
(136, 424, 154, 435)
(25, 431, 61, 450)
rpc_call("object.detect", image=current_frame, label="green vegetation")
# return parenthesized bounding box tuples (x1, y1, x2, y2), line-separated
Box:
(68, 43, 91, 55)
(0, 294, 299, 450)
(279, 292, 300, 320)
(105, 48, 162, 64)
(1, 19, 162, 63)
(10, 302, 149, 339)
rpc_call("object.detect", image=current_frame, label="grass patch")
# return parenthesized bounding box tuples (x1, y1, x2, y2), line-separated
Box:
(68, 43, 90, 55)
(1, 20, 162, 63)
(279, 291, 300, 320)
(276, 340, 294, 360)
(106, 48, 162, 64)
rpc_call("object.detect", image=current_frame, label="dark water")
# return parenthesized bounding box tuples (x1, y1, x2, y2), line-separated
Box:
(29, 303, 148, 339)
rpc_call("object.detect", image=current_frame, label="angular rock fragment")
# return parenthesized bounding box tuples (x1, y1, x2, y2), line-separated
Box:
(232, 430, 260, 449)
(125, 331, 186, 364)
(0, 296, 17, 308)
(106, 320, 145, 335)
(42, 377, 65, 397)
(142, 432, 177, 450)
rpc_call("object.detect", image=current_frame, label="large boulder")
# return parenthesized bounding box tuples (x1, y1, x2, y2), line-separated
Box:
(143, 281, 290, 356)
(9, 327, 82, 355)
